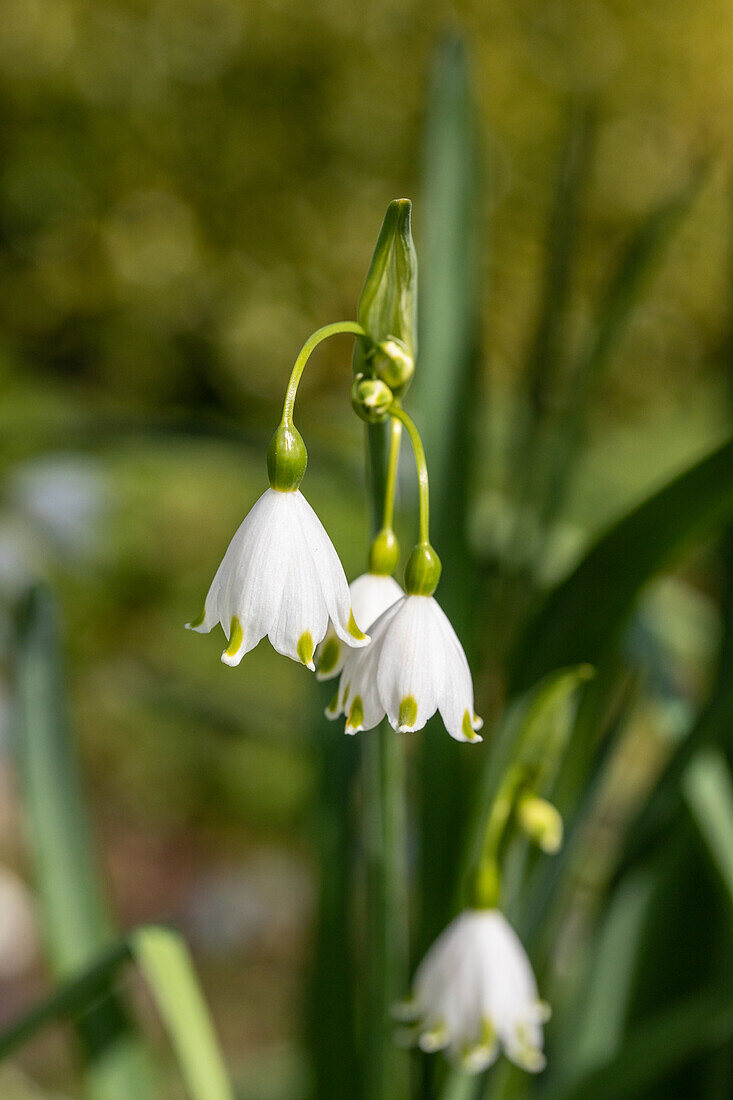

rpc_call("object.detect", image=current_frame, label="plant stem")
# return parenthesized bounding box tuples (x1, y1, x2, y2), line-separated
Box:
(389, 404, 430, 544)
(362, 418, 411, 1100)
(381, 415, 402, 534)
(281, 321, 366, 423)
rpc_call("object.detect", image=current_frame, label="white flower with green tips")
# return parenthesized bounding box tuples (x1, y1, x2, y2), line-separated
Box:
(316, 571, 403, 680)
(395, 909, 549, 1074)
(187, 417, 369, 667)
(327, 585, 483, 743)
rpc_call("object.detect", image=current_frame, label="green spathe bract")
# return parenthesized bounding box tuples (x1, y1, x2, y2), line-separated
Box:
(355, 199, 418, 395)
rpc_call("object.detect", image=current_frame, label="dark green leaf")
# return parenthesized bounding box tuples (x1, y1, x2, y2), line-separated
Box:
(512, 436, 733, 692)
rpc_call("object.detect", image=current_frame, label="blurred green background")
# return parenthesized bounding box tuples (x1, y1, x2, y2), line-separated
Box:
(1, 2, 732, 1097)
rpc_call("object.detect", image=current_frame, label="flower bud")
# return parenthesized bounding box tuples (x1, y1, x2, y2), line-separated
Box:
(517, 796, 563, 854)
(351, 374, 394, 424)
(368, 527, 400, 575)
(355, 199, 418, 387)
(267, 421, 307, 492)
(373, 337, 415, 393)
(404, 542, 442, 596)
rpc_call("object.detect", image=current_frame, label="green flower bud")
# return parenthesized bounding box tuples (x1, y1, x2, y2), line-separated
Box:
(351, 374, 394, 424)
(404, 542, 442, 596)
(373, 337, 415, 394)
(355, 199, 418, 384)
(267, 420, 307, 492)
(368, 527, 400, 575)
(517, 796, 563, 854)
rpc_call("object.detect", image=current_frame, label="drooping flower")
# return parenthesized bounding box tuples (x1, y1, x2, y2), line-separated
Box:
(395, 909, 549, 1073)
(187, 487, 369, 668)
(316, 571, 403, 680)
(327, 592, 482, 742)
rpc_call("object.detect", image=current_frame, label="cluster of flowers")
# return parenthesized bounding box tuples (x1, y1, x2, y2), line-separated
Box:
(187, 200, 548, 1075)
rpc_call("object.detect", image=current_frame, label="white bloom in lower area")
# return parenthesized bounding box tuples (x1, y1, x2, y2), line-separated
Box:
(187, 488, 369, 668)
(395, 909, 549, 1073)
(327, 594, 483, 742)
(316, 571, 403, 680)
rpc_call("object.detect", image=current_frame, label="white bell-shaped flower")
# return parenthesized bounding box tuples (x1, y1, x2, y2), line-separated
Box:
(327, 593, 483, 742)
(316, 571, 403, 680)
(187, 488, 369, 668)
(395, 909, 549, 1073)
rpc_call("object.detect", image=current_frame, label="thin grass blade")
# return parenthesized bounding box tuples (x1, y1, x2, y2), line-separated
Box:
(13, 585, 154, 1100)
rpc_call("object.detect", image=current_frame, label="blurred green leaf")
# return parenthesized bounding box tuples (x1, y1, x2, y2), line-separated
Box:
(416, 32, 480, 577)
(682, 748, 733, 908)
(458, 666, 593, 950)
(414, 32, 483, 958)
(13, 585, 154, 1100)
(513, 436, 733, 691)
(512, 98, 596, 479)
(540, 163, 707, 529)
(0, 941, 131, 1062)
(543, 988, 733, 1100)
(564, 870, 656, 1078)
(131, 926, 235, 1100)
(0, 928, 234, 1100)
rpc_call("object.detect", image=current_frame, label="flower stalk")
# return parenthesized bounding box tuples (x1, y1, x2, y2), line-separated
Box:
(281, 320, 366, 424)
(361, 413, 410, 1100)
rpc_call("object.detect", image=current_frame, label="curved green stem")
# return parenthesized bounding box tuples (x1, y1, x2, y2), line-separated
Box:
(381, 415, 402, 533)
(388, 405, 430, 545)
(282, 321, 367, 424)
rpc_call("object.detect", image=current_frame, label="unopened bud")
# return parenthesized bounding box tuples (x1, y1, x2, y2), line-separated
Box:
(517, 796, 563, 854)
(351, 374, 393, 424)
(373, 337, 415, 394)
(355, 199, 417, 382)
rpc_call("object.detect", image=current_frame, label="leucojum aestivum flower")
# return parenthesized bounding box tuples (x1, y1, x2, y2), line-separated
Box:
(187, 199, 561, 1078)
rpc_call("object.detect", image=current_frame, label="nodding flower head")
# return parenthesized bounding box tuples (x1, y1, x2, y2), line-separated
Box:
(187, 488, 369, 669)
(327, 592, 482, 742)
(394, 909, 549, 1074)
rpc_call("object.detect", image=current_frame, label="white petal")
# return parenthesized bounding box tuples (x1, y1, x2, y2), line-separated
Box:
(328, 601, 401, 732)
(376, 596, 446, 732)
(316, 572, 402, 681)
(190, 489, 287, 662)
(429, 599, 483, 743)
(293, 491, 368, 650)
(267, 524, 328, 669)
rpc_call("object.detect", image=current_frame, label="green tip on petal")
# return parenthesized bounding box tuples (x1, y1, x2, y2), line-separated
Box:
(325, 690, 340, 719)
(318, 636, 341, 676)
(398, 694, 418, 730)
(223, 617, 244, 662)
(462, 709, 481, 741)
(418, 1024, 449, 1053)
(347, 610, 367, 641)
(346, 695, 364, 732)
(186, 607, 206, 630)
(297, 630, 315, 669)
(513, 1024, 547, 1073)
